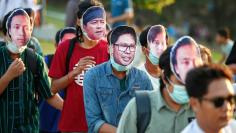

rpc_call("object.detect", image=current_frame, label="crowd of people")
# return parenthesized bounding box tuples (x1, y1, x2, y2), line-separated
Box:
(0, 0, 236, 133)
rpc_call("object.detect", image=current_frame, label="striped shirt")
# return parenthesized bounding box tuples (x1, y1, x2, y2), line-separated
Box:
(0, 46, 52, 133)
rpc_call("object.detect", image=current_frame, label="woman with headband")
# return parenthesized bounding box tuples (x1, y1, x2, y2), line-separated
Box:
(117, 36, 203, 133)
(0, 8, 63, 133)
(48, 0, 109, 132)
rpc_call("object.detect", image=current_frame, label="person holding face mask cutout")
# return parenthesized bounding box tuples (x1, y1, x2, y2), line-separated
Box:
(117, 36, 203, 133)
(48, 0, 109, 132)
(83, 25, 153, 133)
(0, 8, 43, 56)
(0, 8, 63, 133)
(139, 25, 168, 90)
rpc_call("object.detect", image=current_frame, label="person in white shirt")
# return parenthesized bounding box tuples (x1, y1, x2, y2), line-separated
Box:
(182, 64, 236, 133)
(138, 25, 168, 90)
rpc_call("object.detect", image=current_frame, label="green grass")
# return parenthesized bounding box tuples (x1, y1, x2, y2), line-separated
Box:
(39, 39, 56, 55)
(212, 51, 222, 63)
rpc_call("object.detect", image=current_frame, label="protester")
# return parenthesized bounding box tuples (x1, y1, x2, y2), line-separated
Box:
(83, 25, 153, 133)
(215, 28, 234, 64)
(107, 0, 134, 28)
(48, 0, 109, 132)
(182, 64, 236, 132)
(139, 25, 168, 90)
(0, 8, 63, 133)
(117, 36, 203, 133)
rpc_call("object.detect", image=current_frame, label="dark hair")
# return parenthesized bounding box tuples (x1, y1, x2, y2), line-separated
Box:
(159, 46, 173, 92)
(107, 26, 137, 45)
(217, 27, 230, 39)
(139, 25, 169, 48)
(76, 0, 103, 43)
(185, 64, 233, 98)
(1, 11, 12, 36)
(55, 29, 62, 45)
(139, 26, 151, 47)
(24, 8, 35, 25)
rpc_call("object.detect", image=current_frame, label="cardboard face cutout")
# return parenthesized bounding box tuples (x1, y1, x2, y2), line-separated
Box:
(170, 36, 203, 84)
(108, 26, 137, 71)
(147, 25, 167, 65)
(80, 6, 106, 41)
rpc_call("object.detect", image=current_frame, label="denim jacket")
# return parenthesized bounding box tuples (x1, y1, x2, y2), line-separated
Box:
(83, 61, 153, 133)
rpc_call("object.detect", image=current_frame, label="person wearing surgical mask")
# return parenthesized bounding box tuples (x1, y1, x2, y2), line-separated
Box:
(117, 36, 203, 133)
(0, 8, 63, 133)
(48, 0, 109, 132)
(83, 25, 153, 133)
(139, 25, 168, 90)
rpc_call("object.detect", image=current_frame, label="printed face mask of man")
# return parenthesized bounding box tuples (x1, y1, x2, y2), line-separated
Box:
(81, 6, 106, 41)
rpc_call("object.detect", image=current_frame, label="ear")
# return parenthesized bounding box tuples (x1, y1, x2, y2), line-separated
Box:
(142, 46, 148, 56)
(189, 97, 200, 113)
(76, 18, 81, 26)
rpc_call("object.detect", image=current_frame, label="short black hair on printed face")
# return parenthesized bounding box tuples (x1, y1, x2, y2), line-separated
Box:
(107, 26, 137, 46)
(185, 64, 233, 99)
(77, 0, 103, 19)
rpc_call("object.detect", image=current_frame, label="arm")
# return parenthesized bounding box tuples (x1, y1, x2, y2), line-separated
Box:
(46, 93, 64, 111)
(117, 98, 137, 133)
(0, 58, 25, 95)
(51, 56, 96, 94)
(84, 69, 112, 133)
(108, 11, 133, 24)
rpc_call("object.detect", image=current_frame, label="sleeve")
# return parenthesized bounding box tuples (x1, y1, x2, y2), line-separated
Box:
(36, 54, 53, 99)
(226, 41, 236, 65)
(48, 41, 68, 78)
(83, 69, 105, 133)
(117, 98, 138, 133)
(124, 0, 133, 13)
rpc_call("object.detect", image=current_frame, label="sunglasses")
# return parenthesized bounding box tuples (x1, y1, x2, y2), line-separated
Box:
(200, 95, 236, 108)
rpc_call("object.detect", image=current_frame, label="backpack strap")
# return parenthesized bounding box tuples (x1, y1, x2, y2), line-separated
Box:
(25, 48, 37, 76)
(66, 37, 77, 73)
(136, 91, 151, 133)
(64, 37, 77, 99)
(25, 48, 40, 102)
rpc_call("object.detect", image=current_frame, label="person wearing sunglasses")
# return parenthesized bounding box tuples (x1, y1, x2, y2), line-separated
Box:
(182, 64, 236, 133)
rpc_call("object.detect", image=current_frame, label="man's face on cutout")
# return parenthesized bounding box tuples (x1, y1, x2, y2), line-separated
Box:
(113, 33, 136, 66)
(9, 15, 31, 47)
(83, 18, 106, 40)
(148, 32, 167, 57)
(174, 44, 202, 83)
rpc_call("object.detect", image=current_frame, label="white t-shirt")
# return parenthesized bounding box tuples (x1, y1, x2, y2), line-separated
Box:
(138, 65, 160, 90)
(181, 119, 236, 133)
